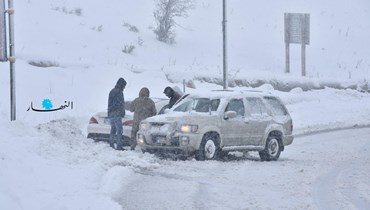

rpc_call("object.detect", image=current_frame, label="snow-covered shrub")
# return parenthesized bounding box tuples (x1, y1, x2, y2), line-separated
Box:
(123, 22, 139, 33)
(137, 36, 144, 46)
(122, 45, 135, 54)
(73, 8, 82, 16)
(153, 0, 194, 44)
(185, 80, 196, 89)
(91, 25, 103, 32)
(28, 60, 60, 68)
(52, 7, 83, 17)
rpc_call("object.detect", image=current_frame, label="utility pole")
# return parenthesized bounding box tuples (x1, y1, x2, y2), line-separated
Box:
(222, 0, 228, 90)
(8, 0, 15, 121)
(0, 0, 6, 62)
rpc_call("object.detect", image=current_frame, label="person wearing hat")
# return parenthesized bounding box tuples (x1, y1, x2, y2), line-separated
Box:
(163, 86, 182, 109)
(130, 87, 157, 150)
(108, 77, 126, 150)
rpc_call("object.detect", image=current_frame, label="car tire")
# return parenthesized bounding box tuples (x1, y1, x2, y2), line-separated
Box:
(195, 133, 219, 161)
(217, 150, 229, 161)
(259, 134, 282, 161)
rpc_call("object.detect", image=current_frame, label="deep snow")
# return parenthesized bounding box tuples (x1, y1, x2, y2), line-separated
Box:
(0, 0, 370, 209)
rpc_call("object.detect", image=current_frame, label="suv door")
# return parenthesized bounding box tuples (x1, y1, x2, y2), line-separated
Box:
(244, 97, 272, 146)
(221, 99, 247, 146)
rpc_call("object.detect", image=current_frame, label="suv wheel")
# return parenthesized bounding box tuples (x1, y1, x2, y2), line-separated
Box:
(259, 134, 281, 161)
(195, 134, 219, 161)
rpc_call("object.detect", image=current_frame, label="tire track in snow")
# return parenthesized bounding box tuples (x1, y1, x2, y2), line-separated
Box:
(313, 164, 345, 210)
(313, 141, 370, 210)
(314, 161, 370, 210)
(117, 160, 210, 210)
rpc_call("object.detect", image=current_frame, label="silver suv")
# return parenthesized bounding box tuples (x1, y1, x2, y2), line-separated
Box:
(137, 90, 293, 161)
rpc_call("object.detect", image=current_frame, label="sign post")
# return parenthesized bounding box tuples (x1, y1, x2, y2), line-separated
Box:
(8, 0, 15, 121)
(284, 13, 310, 76)
(0, 0, 15, 121)
(0, 0, 6, 61)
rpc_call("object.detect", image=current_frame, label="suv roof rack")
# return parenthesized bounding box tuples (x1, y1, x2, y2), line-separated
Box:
(211, 89, 234, 92)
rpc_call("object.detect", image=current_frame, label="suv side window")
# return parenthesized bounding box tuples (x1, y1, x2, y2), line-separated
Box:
(245, 97, 268, 116)
(263, 97, 288, 116)
(225, 99, 245, 117)
(194, 98, 220, 112)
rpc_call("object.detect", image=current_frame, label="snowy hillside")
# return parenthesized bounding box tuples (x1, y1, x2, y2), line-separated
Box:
(14, 0, 370, 77)
(0, 0, 369, 123)
(0, 0, 370, 209)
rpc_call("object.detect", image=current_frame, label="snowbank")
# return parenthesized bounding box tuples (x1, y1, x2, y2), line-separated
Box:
(0, 118, 160, 209)
(1, 87, 370, 209)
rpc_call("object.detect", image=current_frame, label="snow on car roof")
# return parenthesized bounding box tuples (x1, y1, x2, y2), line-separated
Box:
(185, 89, 273, 99)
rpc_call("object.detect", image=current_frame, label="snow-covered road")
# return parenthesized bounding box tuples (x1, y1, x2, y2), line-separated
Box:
(118, 128, 370, 210)
(2, 119, 369, 210)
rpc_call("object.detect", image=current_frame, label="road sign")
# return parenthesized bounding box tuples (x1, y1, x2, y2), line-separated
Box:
(285, 13, 310, 45)
(284, 13, 310, 76)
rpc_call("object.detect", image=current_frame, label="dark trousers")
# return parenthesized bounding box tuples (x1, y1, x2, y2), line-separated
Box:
(109, 117, 124, 150)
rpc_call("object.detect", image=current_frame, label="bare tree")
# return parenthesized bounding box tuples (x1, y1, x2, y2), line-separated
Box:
(153, 0, 194, 44)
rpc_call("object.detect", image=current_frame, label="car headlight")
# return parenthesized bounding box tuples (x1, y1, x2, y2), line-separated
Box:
(140, 122, 151, 131)
(180, 124, 198, 133)
(137, 134, 145, 144)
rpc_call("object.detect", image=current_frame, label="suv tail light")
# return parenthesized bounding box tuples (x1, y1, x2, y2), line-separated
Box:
(89, 117, 98, 124)
(123, 120, 134, 126)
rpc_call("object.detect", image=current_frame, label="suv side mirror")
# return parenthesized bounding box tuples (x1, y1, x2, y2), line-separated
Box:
(224, 111, 237, 120)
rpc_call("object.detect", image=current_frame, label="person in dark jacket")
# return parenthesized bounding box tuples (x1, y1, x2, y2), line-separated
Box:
(130, 87, 157, 150)
(163, 86, 182, 109)
(108, 78, 126, 150)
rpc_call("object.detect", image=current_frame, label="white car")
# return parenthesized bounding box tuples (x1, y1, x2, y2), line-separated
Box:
(87, 98, 169, 145)
(137, 90, 294, 161)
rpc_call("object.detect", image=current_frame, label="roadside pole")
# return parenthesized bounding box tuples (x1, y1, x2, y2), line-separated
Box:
(284, 14, 290, 73)
(222, 0, 228, 90)
(0, 0, 6, 62)
(300, 15, 307, 77)
(285, 42, 290, 73)
(8, 0, 15, 121)
(301, 42, 306, 76)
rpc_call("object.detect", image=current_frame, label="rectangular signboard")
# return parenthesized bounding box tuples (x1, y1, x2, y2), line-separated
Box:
(284, 13, 310, 45)
(0, 0, 6, 61)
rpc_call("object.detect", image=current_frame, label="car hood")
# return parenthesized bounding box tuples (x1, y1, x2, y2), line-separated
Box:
(143, 111, 218, 125)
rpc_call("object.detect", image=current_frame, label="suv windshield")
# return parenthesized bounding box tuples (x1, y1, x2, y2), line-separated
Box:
(173, 98, 220, 113)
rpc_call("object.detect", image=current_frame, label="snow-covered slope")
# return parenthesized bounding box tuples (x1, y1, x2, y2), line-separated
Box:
(0, 0, 369, 123)
(13, 0, 370, 77)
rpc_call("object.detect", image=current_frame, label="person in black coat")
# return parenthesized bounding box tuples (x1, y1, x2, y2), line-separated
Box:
(163, 86, 182, 109)
(108, 78, 126, 150)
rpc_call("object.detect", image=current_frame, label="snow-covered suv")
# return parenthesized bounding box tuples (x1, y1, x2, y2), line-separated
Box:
(137, 90, 294, 161)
